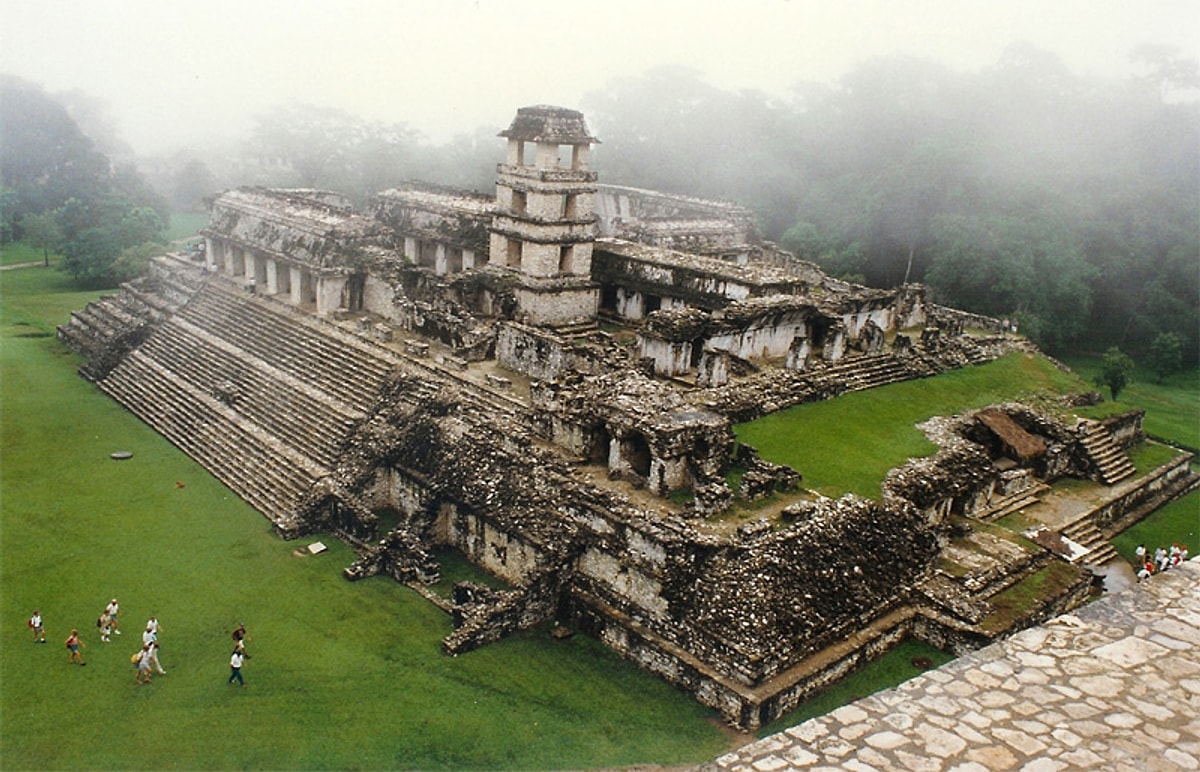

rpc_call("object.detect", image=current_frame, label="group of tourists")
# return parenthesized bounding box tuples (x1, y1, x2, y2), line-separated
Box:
(27, 601, 251, 686)
(1135, 542, 1189, 581)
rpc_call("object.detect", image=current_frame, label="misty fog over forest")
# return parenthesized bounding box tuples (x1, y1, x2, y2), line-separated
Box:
(1, 23, 1197, 367)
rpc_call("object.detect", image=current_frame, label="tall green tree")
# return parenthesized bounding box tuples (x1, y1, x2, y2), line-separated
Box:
(1147, 332, 1183, 384)
(1096, 347, 1135, 401)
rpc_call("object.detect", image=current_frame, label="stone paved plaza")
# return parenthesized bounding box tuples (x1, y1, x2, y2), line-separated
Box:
(703, 559, 1200, 771)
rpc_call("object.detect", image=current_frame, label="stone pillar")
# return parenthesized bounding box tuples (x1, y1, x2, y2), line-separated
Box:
(289, 266, 304, 306)
(203, 237, 218, 272)
(316, 275, 346, 317)
(265, 259, 279, 295)
(435, 244, 447, 275)
(404, 237, 417, 263)
(463, 249, 476, 271)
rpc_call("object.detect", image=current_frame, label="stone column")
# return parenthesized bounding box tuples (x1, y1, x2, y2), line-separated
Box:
(265, 259, 279, 295)
(289, 266, 304, 306)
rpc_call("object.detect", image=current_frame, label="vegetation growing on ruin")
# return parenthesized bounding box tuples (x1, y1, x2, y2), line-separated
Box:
(976, 559, 1086, 636)
(0, 263, 729, 770)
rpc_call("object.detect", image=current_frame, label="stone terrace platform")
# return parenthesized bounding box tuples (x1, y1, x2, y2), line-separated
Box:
(703, 558, 1200, 771)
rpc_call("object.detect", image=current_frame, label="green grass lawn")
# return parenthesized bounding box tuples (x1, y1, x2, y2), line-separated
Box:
(735, 352, 1085, 499)
(1059, 354, 1200, 451)
(1111, 491, 1200, 567)
(0, 264, 731, 770)
(0, 241, 53, 267)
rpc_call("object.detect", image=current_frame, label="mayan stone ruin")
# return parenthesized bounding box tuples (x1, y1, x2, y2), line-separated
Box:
(58, 106, 1198, 729)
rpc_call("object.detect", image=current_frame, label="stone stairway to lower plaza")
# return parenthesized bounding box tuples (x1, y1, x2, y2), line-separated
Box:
(1076, 419, 1136, 485)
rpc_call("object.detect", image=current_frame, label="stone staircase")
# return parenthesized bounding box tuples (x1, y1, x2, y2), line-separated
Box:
(814, 354, 916, 394)
(1077, 420, 1136, 485)
(84, 276, 530, 534)
(92, 279, 418, 533)
(978, 482, 1049, 522)
(97, 352, 326, 533)
(1060, 516, 1119, 566)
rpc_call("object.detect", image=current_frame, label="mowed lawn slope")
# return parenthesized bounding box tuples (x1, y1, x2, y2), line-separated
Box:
(735, 351, 1085, 499)
(0, 264, 729, 770)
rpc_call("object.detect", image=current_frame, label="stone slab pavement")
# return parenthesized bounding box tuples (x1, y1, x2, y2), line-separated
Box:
(701, 558, 1200, 771)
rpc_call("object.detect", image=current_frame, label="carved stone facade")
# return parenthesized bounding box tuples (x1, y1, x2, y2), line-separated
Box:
(57, 105, 1197, 730)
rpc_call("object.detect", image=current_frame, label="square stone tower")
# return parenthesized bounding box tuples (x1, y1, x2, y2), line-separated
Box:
(488, 106, 600, 327)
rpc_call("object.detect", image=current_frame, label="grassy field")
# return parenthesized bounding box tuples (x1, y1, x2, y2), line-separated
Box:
(1059, 354, 1200, 451)
(0, 241, 53, 267)
(735, 352, 1085, 499)
(0, 263, 731, 770)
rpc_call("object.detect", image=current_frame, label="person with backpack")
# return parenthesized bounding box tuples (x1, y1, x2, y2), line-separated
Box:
(65, 629, 85, 665)
(134, 643, 153, 685)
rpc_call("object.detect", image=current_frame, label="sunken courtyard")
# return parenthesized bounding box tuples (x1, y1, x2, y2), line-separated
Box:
(58, 106, 1198, 730)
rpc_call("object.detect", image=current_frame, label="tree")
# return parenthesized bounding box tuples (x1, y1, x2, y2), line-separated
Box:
(1096, 347, 1135, 401)
(22, 212, 62, 266)
(1, 76, 169, 286)
(1146, 331, 1183, 384)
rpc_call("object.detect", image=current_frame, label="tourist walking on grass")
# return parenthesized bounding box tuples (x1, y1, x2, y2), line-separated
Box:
(135, 644, 153, 685)
(228, 648, 246, 686)
(29, 610, 45, 643)
(144, 617, 166, 673)
(232, 623, 247, 653)
(147, 639, 166, 675)
(105, 599, 121, 635)
(97, 613, 112, 642)
(65, 629, 85, 665)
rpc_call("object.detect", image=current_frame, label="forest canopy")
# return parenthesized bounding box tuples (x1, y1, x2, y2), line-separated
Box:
(581, 46, 1199, 361)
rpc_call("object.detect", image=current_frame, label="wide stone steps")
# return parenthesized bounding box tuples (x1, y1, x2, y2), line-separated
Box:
(1078, 422, 1136, 485)
(815, 354, 914, 393)
(179, 284, 393, 413)
(140, 317, 362, 464)
(98, 352, 325, 529)
(978, 483, 1049, 522)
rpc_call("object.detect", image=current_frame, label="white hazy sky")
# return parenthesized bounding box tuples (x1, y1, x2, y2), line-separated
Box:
(1, 0, 1197, 155)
